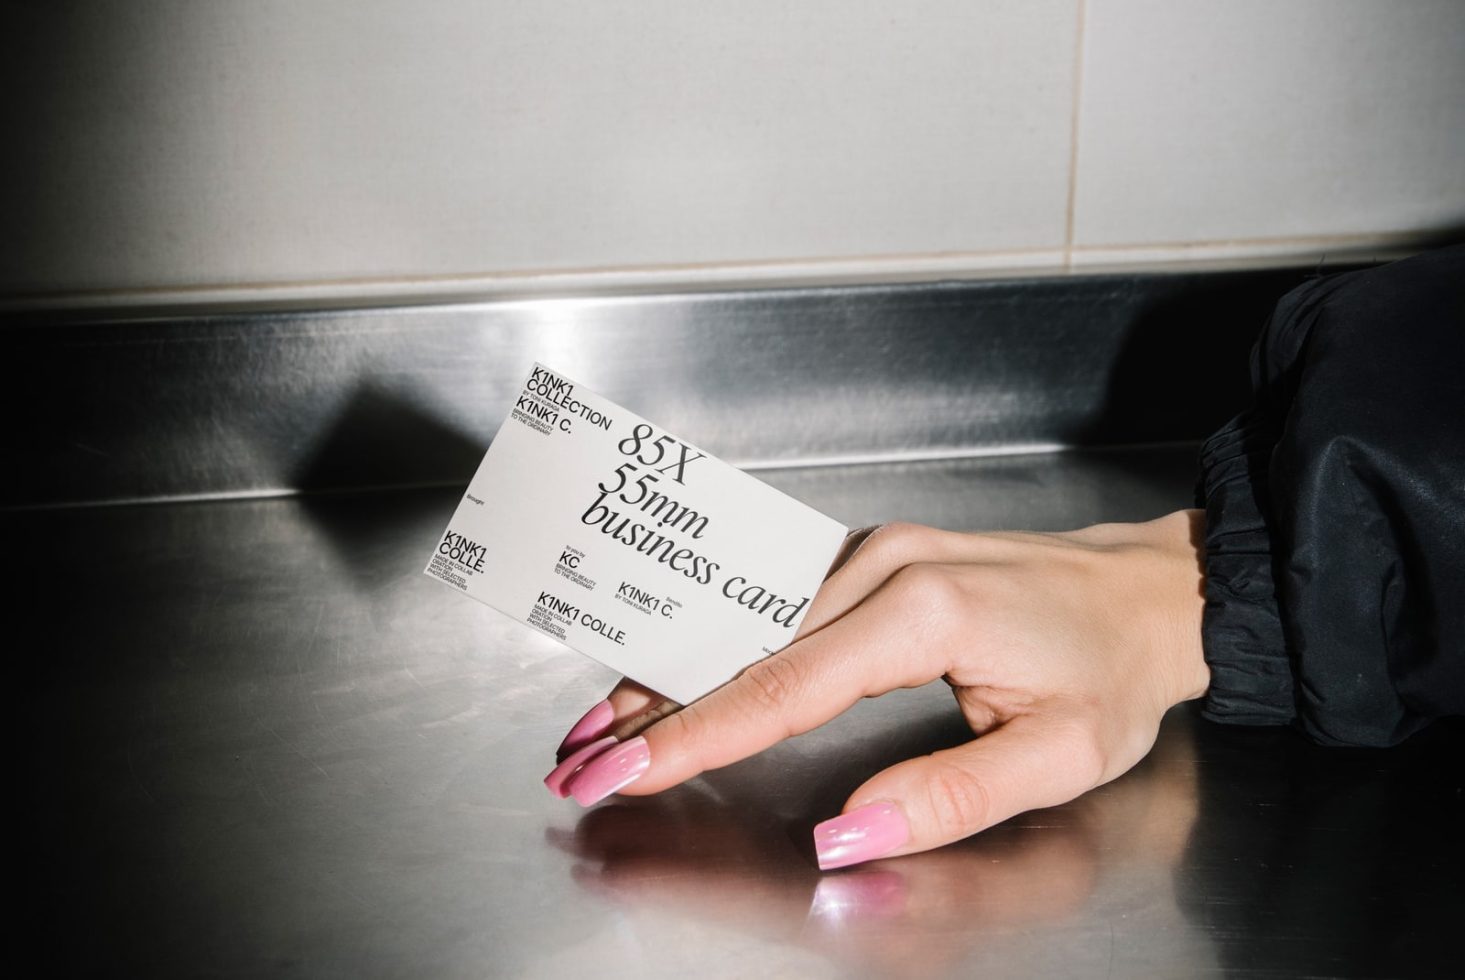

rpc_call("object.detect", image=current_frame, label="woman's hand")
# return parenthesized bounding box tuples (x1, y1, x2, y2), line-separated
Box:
(546, 510, 1209, 869)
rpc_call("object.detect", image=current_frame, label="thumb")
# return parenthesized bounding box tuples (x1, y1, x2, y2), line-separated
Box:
(813, 714, 1107, 871)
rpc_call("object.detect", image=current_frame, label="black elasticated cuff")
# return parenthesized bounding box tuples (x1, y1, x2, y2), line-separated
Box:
(1196, 412, 1296, 727)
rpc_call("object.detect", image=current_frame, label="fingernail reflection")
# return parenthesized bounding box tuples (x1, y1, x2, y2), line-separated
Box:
(809, 869, 908, 922)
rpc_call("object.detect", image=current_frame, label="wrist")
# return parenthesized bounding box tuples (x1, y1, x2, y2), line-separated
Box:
(1153, 509, 1210, 704)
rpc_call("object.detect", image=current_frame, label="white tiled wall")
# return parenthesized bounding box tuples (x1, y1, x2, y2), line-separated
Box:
(1073, 0, 1465, 265)
(4, 1, 1462, 308)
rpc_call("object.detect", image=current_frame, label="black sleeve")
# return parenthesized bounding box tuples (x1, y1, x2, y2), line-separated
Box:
(1196, 245, 1465, 747)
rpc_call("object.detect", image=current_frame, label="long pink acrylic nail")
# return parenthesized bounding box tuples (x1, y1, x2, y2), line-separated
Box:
(543, 736, 618, 798)
(566, 736, 650, 806)
(556, 699, 615, 761)
(814, 802, 911, 871)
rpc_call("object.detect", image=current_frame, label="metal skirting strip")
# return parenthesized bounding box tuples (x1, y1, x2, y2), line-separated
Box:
(3, 266, 1336, 508)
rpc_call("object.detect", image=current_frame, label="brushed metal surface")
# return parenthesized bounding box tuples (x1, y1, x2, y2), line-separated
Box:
(15, 448, 1461, 978)
(5, 267, 1324, 507)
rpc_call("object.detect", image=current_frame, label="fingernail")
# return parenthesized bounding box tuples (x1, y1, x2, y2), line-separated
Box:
(566, 736, 650, 806)
(556, 699, 615, 760)
(543, 736, 618, 798)
(813, 802, 911, 871)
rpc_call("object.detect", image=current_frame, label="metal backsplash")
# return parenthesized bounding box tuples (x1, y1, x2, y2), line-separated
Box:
(4, 266, 1334, 508)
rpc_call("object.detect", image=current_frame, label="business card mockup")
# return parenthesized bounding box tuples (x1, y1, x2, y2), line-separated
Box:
(424, 364, 849, 705)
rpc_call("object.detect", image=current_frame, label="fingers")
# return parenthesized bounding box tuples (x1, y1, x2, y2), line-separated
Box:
(547, 677, 679, 797)
(557, 523, 978, 759)
(620, 569, 954, 796)
(556, 523, 901, 761)
(814, 712, 1107, 870)
(555, 678, 677, 761)
(608, 682, 680, 743)
(551, 525, 999, 806)
(557, 522, 946, 762)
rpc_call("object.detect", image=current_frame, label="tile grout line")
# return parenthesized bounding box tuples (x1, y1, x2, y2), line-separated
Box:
(1063, 0, 1089, 271)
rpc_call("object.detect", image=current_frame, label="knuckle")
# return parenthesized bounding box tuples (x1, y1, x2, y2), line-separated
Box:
(889, 563, 963, 619)
(648, 704, 719, 783)
(876, 521, 925, 546)
(658, 701, 708, 750)
(739, 655, 805, 717)
(923, 762, 994, 840)
(855, 521, 924, 567)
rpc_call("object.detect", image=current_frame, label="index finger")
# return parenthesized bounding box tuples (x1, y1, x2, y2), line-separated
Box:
(564, 563, 959, 804)
(562, 524, 896, 759)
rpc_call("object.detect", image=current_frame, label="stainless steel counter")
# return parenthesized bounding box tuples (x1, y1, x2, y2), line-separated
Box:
(16, 446, 1462, 978)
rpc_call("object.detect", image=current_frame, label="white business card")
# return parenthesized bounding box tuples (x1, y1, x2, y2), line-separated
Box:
(425, 364, 849, 705)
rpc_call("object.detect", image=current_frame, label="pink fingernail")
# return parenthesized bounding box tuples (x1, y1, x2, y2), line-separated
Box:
(556, 699, 615, 760)
(566, 736, 650, 806)
(814, 802, 911, 871)
(543, 736, 618, 798)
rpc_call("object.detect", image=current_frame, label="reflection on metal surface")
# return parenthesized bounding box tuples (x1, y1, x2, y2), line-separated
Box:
(561, 711, 1203, 977)
(15, 448, 1460, 976)
(809, 870, 908, 922)
(1176, 719, 1465, 977)
(4, 267, 1330, 507)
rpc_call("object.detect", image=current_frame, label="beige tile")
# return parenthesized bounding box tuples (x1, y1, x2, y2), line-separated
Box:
(1073, 0, 1465, 247)
(3, 1, 1079, 299)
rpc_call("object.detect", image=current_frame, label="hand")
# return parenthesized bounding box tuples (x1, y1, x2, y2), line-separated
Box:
(546, 510, 1209, 869)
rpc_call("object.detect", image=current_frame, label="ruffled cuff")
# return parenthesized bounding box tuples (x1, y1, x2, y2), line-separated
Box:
(1195, 410, 1296, 727)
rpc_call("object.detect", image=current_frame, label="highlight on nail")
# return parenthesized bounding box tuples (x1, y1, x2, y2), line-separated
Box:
(566, 736, 651, 806)
(544, 735, 618, 798)
(556, 699, 616, 760)
(814, 801, 911, 871)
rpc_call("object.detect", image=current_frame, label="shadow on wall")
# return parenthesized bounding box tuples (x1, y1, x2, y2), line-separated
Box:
(291, 382, 486, 586)
(1065, 272, 1279, 448)
(292, 382, 484, 494)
